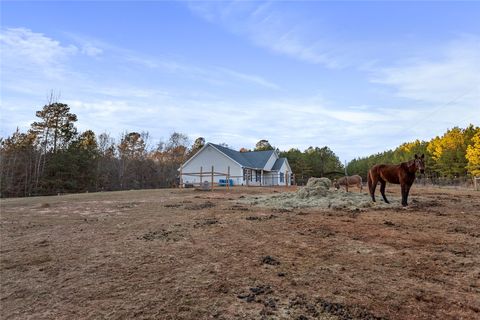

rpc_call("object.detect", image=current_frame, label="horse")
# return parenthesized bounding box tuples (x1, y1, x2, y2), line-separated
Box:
(334, 175, 363, 192)
(367, 154, 425, 207)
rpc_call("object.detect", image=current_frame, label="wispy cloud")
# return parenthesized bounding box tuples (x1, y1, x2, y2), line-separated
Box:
(2, 16, 478, 163)
(122, 53, 280, 89)
(60, 91, 404, 157)
(0, 27, 77, 65)
(68, 30, 279, 90)
(188, 1, 345, 68)
(0, 27, 77, 79)
(372, 35, 480, 105)
(215, 67, 279, 90)
(0, 26, 280, 146)
(370, 35, 480, 132)
(0, 26, 279, 99)
(81, 44, 103, 57)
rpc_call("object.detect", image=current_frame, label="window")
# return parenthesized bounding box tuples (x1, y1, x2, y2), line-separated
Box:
(280, 172, 284, 183)
(243, 169, 252, 181)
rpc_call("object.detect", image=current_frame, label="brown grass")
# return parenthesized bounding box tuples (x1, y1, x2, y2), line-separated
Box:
(1, 186, 479, 319)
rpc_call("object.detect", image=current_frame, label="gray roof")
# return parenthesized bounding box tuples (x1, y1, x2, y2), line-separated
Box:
(210, 143, 276, 170)
(271, 158, 286, 171)
(242, 150, 276, 169)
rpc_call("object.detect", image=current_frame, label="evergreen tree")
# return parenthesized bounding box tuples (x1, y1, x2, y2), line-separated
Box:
(187, 137, 205, 159)
(255, 139, 274, 151)
(31, 102, 78, 153)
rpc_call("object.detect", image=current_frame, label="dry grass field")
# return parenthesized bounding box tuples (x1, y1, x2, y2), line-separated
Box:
(1, 185, 479, 320)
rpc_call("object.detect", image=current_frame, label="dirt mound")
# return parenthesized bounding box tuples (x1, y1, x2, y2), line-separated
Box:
(244, 177, 402, 210)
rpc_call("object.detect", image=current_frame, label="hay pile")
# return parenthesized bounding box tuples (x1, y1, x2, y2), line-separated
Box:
(296, 177, 332, 198)
(243, 177, 400, 210)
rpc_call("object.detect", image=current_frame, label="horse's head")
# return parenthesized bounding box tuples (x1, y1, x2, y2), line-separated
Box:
(414, 154, 425, 174)
(333, 179, 340, 189)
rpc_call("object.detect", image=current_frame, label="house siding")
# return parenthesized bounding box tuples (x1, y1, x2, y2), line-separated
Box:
(181, 145, 243, 185)
(263, 171, 279, 186)
(263, 152, 278, 171)
(180, 144, 293, 187)
(276, 162, 292, 186)
(281, 161, 292, 185)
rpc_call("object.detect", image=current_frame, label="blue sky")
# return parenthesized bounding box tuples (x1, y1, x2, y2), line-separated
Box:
(1, 1, 479, 161)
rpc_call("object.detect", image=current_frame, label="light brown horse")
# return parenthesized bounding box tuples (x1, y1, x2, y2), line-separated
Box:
(368, 154, 425, 207)
(334, 175, 363, 192)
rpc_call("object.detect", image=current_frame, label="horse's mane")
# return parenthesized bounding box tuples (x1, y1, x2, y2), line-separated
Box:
(402, 159, 415, 165)
(401, 159, 417, 173)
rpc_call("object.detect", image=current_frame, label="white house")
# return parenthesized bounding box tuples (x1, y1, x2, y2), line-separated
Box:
(179, 143, 292, 186)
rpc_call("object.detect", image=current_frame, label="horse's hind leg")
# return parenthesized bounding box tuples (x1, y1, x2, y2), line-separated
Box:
(380, 180, 389, 203)
(368, 172, 377, 202)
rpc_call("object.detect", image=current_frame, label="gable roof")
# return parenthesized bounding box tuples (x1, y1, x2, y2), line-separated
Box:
(242, 150, 276, 169)
(271, 158, 286, 171)
(181, 142, 291, 172)
(210, 143, 276, 169)
(209, 143, 253, 168)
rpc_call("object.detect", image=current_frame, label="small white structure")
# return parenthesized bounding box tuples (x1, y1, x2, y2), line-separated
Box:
(180, 143, 292, 186)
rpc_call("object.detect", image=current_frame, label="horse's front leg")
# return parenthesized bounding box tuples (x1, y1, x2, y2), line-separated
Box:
(402, 184, 412, 207)
(380, 180, 389, 203)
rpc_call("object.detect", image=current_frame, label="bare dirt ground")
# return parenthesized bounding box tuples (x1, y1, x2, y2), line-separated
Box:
(1, 185, 479, 320)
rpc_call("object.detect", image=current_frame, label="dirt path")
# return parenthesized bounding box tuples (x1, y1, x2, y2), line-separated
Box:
(1, 186, 479, 319)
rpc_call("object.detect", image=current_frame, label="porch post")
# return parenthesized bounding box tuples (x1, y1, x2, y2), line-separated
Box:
(261, 170, 264, 186)
(227, 166, 230, 190)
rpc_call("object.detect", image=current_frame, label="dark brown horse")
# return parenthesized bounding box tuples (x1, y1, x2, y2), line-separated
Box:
(368, 154, 425, 207)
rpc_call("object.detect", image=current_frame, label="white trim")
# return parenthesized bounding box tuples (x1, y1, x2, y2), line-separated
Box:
(283, 158, 292, 173)
(179, 143, 210, 170)
(180, 143, 246, 170)
(263, 151, 279, 171)
(180, 143, 286, 172)
(208, 144, 246, 169)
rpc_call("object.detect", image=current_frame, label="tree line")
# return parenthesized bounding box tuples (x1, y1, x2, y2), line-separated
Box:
(346, 125, 480, 180)
(1, 102, 345, 197)
(0, 102, 195, 197)
(3, 101, 477, 197)
(279, 147, 343, 184)
(250, 139, 345, 185)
